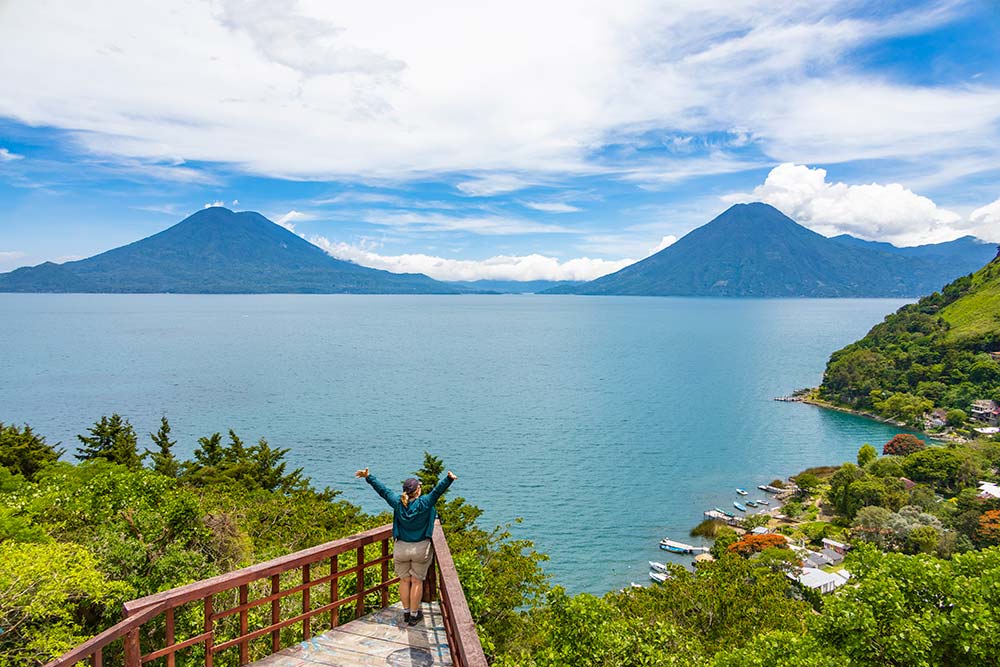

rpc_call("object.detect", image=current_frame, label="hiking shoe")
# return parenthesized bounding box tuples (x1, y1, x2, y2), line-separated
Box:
(402, 611, 411, 624)
(406, 610, 423, 626)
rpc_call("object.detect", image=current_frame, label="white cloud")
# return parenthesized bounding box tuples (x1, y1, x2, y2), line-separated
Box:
(0, 148, 24, 161)
(650, 235, 677, 254)
(1, 1, 991, 185)
(0, 250, 26, 261)
(969, 199, 1000, 243)
(232, 199, 239, 206)
(456, 175, 536, 197)
(310, 235, 632, 281)
(361, 211, 570, 236)
(727, 163, 965, 246)
(274, 209, 315, 231)
(521, 201, 582, 213)
(204, 200, 226, 209)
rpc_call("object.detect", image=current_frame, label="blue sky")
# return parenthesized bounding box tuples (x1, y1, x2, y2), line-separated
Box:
(1, 0, 999, 280)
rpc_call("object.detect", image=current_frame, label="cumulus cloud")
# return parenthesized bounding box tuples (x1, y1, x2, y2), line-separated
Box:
(274, 209, 315, 231)
(0, 148, 24, 161)
(969, 199, 1000, 242)
(204, 200, 226, 209)
(309, 235, 633, 281)
(727, 163, 965, 246)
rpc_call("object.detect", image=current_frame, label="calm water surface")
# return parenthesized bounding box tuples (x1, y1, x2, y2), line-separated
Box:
(0, 294, 914, 593)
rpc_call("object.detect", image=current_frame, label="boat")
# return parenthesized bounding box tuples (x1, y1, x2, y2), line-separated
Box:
(733, 501, 747, 512)
(660, 539, 710, 554)
(757, 484, 770, 491)
(761, 484, 783, 494)
(649, 561, 669, 573)
(714, 506, 736, 518)
(649, 571, 669, 584)
(756, 499, 770, 505)
(736, 488, 749, 496)
(746, 500, 758, 508)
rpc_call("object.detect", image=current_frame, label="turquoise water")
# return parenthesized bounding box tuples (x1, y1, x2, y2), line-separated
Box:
(0, 294, 914, 593)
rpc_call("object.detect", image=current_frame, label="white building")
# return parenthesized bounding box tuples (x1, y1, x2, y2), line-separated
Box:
(978, 481, 1000, 500)
(794, 567, 851, 594)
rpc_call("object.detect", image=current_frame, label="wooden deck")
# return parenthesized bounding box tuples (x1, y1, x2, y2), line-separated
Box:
(249, 602, 452, 667)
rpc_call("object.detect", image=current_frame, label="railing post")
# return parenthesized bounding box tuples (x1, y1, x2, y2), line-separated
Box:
(330, 555, 339, 628)
(355, 545, 365, 619)
(270, 574, 281, 653)
(238, 584, 249, 665)
(380, 539, 390, 608)
(124, 629, 140, 667)
(422, 555, 437, 602)
(203, 594, 214, 667)
(302, 563, 311, 640)
(165, 607, 176, 667)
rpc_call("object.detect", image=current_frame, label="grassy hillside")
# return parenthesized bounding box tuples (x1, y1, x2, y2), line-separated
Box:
(818, 253, 1000, 427)
(940, 258, 1000, 341)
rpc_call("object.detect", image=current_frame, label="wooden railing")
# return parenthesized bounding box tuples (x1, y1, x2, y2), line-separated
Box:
(45, 521, 487, 667)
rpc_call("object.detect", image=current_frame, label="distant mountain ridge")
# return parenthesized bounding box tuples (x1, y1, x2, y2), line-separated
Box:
(0, 208, 459, 294)
(548, 203, 993, 298)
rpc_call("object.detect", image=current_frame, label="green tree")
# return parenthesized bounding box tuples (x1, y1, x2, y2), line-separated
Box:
(901, 447, 961, 491)
(76, 414, 141, 470)
(0, 422, 63, 480)
(794, 472, 821, 496)
(710, 529, 738, 559)
(145, 416, 179, 478)
(0, 541, 131, 665)
(945, 408, 967, 427)
(857, 443, 878, 467)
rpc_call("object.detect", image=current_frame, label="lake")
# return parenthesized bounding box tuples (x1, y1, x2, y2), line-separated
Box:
(0, 294, 914, 593)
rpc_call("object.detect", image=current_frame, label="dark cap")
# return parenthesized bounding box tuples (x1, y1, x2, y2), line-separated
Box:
(403, 478, 420, 493)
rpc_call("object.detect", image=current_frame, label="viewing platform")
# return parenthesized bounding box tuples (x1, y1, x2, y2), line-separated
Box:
(46, 522, 486, 667)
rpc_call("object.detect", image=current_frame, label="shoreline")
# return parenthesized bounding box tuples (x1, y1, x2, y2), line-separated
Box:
(784, 391, 953, 442)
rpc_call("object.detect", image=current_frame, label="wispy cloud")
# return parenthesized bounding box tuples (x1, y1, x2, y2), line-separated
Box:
(0, 148, 24, 161)
(360, 211, 571, 235)
(521, 201, 582, 213)
(274, 209, 315, 231)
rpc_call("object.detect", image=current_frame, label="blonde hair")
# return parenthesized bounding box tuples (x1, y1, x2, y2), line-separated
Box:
(400, 485, 420, 508)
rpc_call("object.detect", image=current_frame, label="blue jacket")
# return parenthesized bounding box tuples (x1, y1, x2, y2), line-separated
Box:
(366, 474, 454, 542)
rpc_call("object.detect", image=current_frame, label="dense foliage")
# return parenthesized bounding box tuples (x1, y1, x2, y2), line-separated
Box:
(819, 259, 1000, 426)
(5, 418, 1000, 666)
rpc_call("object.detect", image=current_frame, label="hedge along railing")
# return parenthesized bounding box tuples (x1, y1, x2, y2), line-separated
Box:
(44, 521, 487, 667)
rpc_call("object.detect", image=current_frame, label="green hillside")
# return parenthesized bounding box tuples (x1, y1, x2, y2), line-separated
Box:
(819, 252, 1000, 427)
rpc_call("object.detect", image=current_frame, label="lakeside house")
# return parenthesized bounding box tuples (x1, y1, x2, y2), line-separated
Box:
(971, 399, 1000, 425)
(821, 538, 851, 555)
(791, 567, 851, 594)
(978, 481, 1000, 500)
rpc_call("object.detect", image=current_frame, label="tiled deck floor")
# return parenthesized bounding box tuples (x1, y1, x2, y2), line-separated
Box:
(250, 602, 452, 667)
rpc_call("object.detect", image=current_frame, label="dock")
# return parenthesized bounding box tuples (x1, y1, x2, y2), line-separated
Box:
(703, 509, 743, 527)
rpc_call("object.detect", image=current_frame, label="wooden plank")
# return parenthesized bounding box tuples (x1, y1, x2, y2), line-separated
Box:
(270, 575, 280, 654)
(165, 607, 175, 667)
(380, 540, 390, 608)
(302, 563, 311, 641)
(238, 584, 249, 665)
(355, 546, 365, 619)
(432, 522, 488, 667)
(140, 633, 212, 663)
(211, 599, 341, 653)
(203, 595, 214, 667)
(125, 525, 394, 613)
(330, 555, 339, 628)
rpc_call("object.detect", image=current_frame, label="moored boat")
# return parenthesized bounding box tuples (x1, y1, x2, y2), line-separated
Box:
(756, 499, 770, 505)
(746, 500, 758, 508)
(649, 571, 669, 584)
(736, 488, 749, 496)
(714, 506, 736, 518)
(649, 561, 669, 573)
(733, 501, 747, 512)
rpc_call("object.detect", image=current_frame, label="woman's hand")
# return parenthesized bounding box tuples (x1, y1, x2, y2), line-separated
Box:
(355, 468, 369, 478)
(447, 470, 457, 481)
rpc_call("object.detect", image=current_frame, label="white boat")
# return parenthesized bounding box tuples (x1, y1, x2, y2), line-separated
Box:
(736, 488, 749, 496)
(660, 538, 710, 554)
(756, 499, 770, 505)
(649, 571, 669, 584)
(648, 561, 669, 573)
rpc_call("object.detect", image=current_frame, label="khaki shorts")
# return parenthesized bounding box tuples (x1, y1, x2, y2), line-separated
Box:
(393, 538, 433, 579)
